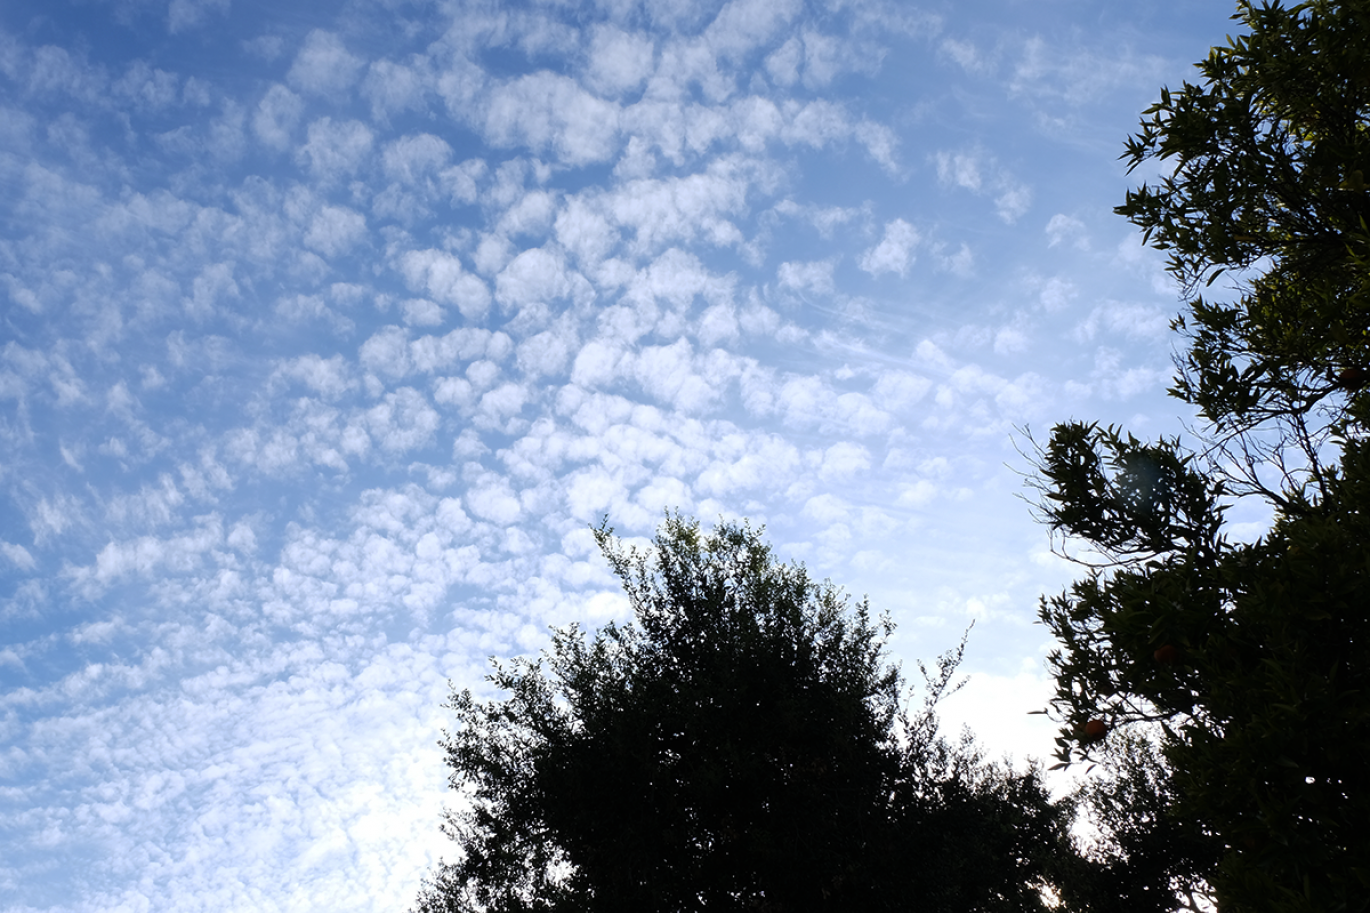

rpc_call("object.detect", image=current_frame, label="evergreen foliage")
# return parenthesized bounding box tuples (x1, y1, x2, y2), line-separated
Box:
(416, 516, 1073, 913)
(1036, 3, 1370, 910)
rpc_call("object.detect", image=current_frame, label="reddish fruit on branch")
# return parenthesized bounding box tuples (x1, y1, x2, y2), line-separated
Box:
(1083, 719, 1108, 741)
(1336, 366, 1367, 390)
(1154, 644, 1180, 664)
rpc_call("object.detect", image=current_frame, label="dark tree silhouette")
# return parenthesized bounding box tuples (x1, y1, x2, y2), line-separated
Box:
(415, 515, 1074, 913)
(1035, 3, 1370, 911)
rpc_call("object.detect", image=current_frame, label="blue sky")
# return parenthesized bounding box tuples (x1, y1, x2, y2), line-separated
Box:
(2, 0, 1239, 909)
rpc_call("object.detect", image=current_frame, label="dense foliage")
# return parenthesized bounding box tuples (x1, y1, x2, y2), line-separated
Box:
(1118, 0, 1370, 465)
(1036, 2, 1370, 911)
(1039, 426, 1370, 912)
(416, 516, 1073, 913)
(1059, 733, 1219, 913)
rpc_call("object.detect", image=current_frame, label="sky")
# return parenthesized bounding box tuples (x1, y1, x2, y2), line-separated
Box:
(0, 0, 1245, 909)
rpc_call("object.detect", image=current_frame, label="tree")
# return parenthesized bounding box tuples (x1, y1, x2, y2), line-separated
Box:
(1058, 732, 1218, 913)
(1116, 0, 1370, 500)
(1035, 3, 1370, 911)
(1037, 430, 1370, 912)
(415, 515, 1074, 913)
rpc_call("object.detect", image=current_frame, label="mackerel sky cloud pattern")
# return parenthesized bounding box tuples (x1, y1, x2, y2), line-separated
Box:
(1, 1, 1237, 909)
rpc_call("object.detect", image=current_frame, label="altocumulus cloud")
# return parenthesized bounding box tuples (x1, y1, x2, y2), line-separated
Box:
(0, 0, 1237, 909)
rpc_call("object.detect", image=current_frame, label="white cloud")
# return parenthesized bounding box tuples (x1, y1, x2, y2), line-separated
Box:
(2, 540, 36, 569)
(113, 60, 180, 109)
(765, 37, 802, 86)
(298, 118, 374, 184)
(434, 376, 474, 409)
(940, 37, 987, 74)
(774, 200, 864, 238)
(894, 479, 940, 508)
(391, 296, 440, 329)
(859, 219, 919, 276)
(27, 492, 82, 545)
(994, 185, 1032, 223)
(565, 465, 630, 520)
(555, 195, 619, 268)
(243, 34, 285, 60)
(778, 259, 835, 295)
(622, 247, 732, 319)
(288, 30, 364, 98)
(797, 30, 842, 86)
(411, 327, 512, 375)
(203, 98, 248, 161)
(936, 242, 974, 276)
(496, 189, 558, 239)
(695, 434, 801, 498)
(397, 249, 491, 321)
(634, 473, 693, 514)
(473, 233, 514, 276)
(253, 84, 303, 150)
(106, 474, 187, 528)
(630, 339, 718, 413)
(872, 370, 931, 412)
(803, 492, 850, 523)
(773, 375, 892, 436)
(363, 57, 430, 121)
(586, 26, 655, 96)
(360, 326, 413, 379)
(647, 34, 732, 105)
(994, 322, 1030, 354)
(2, 273, 42, 314)
(935, 149, 1032, 223)
(606, 161, 752, 254)
(1010, 35, 1166, 111)
(275, 293, 354, 334)
(936, 670, 1061, 766)
(1073, 301, 1170, 343)
(495, 246, 592, 315)
(188, 262, 239, 317)
(304, 205, 367, 258)
(517, 328, 574, 378)
(168, 0, 230, 34)
(383, 133, 453, 187)
(476, 382, 530, 431)
(696, 302, 738, 346)
(77, 515, 223, 593)
(443, 158, 487, 206)
(571, 339, 623, 389)
(467, 359, 500, 390)
(1037, 275, 1076, 311)
(465, 476, 523, 524)
(18, 44, 101, 106)
(704, 0, 802, 61)
(1046, 213, 1089, 249)
(819, 441, 871, 479)
(484, 72, 621, 166)
(854, 119, 899, 172)
(937, 150, 984, 191)
(364, 388, 440, 454)
(274, 354, 356, 400)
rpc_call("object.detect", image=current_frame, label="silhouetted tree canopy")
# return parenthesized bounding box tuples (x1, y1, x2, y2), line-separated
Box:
(1117, 0, 1370, 467)
(1058, 733, 1219, 913)
(1036, 3, 1370, 911)
(415, 515, 1074, 913)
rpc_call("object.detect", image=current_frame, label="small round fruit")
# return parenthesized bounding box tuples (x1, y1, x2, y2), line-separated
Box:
(1336, 366, 1367, 391)
(1083, 719, 1108, 741)
(1154, 644, 1179, 664)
